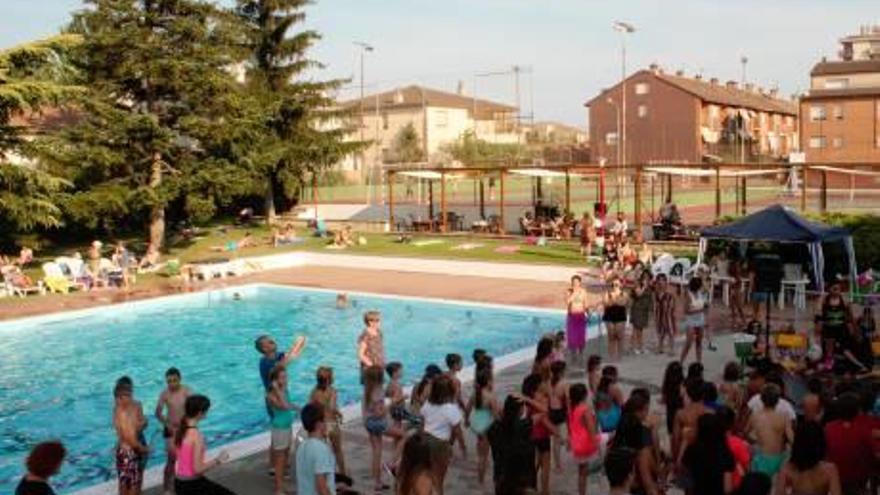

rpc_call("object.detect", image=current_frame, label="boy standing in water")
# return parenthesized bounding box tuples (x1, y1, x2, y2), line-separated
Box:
(155, 367, 191, 495)
(113, 379, 148, 495)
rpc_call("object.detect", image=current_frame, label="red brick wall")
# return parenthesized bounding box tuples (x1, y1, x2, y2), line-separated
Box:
(801, 96, 880, 162)
(589, 71, 701, 166)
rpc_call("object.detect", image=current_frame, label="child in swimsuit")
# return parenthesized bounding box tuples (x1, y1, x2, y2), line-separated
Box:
(309, 366, 346, 476)
(385, 362, 423, 436)
(466, 368, 500, 484)
(568, 383, 603, 495)
(548, 361, 569, 473)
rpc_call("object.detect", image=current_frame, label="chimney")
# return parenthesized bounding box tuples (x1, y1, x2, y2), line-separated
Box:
(694, 74, 703, 81)
(393, 89, 405, 104)
(649, 63, 660, 73)
(456, 80, 467, 96)
(710, 77, 719, 85)
(726, 81, 738, 90)
(675, 69, 685, 76)
(769, 88, 779, 98)
(744, 83, 754, 92)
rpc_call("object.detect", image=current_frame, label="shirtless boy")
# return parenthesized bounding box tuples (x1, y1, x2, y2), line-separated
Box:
(154, 367, 191, 495)
(672, 378, 711, 463)
(113, 379, 148, 495)
(747, 384, 793, 479)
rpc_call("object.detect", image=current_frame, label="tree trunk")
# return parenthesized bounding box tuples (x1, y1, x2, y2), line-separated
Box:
(149, 153, 165, 249)
(265, 174, 276, 226)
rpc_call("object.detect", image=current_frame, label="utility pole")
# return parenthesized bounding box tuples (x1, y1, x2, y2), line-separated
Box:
(613, 21, 635, 214)
(740, 55, 748, 164)
(354, 41, 374, 202)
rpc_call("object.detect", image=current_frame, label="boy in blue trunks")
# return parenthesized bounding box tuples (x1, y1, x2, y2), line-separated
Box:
(747, 383, 793, 477)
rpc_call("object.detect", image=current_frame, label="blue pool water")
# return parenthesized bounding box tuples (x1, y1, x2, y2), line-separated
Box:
(0, 284, 562, 493)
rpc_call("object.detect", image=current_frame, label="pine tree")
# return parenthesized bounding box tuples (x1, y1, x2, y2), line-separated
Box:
(0, 35, 80, 241)
(391, 123, 424, 163)
(235, 0, 361, 224)
(39, 0, 242, 248)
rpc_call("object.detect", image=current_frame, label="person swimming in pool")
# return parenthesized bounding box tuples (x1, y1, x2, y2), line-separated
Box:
(336, 293, 349, 309)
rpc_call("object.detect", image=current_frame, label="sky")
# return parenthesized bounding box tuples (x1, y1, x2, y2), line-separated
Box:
(2, 0, 876, 127)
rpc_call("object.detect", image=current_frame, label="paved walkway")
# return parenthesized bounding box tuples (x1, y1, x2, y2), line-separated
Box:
(145, 331, 743, 495)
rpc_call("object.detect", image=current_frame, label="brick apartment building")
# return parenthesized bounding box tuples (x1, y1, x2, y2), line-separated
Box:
(800, 25, 880, 163)
(586, 66, 798, 165)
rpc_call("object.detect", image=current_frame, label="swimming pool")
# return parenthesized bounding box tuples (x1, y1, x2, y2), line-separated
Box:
(0, 284, 564, 494)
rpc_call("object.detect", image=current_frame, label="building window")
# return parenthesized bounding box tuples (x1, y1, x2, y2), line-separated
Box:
(809, 105, 826, 121)
(832, 137, 844, 148)
(638, 105, 648, 118)
(435, 110, 448, 128)
(832, 105, 844, 120)
(605, 132, 619, 145)
(825, 78, 849, 89)
(634, 83, 650, 95)
(809, 136, 826, 149)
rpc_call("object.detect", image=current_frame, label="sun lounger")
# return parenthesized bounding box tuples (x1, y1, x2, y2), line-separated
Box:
(2, 271, 45, 297)
(43, 263, 72, 294)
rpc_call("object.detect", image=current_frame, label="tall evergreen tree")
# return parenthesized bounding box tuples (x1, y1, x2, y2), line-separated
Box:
(235, 0, 361, 224)
(0, 35, 80, 241)
(390, 123, 424, 163)
(39, 0, 242, 248)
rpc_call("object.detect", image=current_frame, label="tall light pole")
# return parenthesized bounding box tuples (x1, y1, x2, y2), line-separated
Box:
(354, 41, 374, 202)
(606, 97, 621, 221)
(613, 21, 635, 215)
(740, 55, 748, 164)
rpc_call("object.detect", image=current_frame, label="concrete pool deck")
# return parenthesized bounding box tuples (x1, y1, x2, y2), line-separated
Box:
(141, 332, 745, 495)
(3, 254, 817, 495)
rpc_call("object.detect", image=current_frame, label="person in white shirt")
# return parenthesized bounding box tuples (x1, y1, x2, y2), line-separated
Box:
(419, 375, 463, 495)
(611, 212, 629, 239)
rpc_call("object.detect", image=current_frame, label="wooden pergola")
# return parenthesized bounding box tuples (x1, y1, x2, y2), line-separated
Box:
(384, 162, 880, 232)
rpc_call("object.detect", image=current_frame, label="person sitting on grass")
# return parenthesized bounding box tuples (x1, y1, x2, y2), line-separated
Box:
(272, 224, 301, 247)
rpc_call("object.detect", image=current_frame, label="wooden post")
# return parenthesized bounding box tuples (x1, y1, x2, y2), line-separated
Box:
(800, 165, 808, 212)
(387, 171, 395, 230)
(499, 171, 506, 234)
(651, 175, 656, 223)
(634, 166, 643, 229)
(666, 174, 673, 203)
(820, 170, 828, 213)
(741, 177, 747, 215)
(428, 180, 434, 220)
(440, 171, 447, 232)
(565, 170, 571, 214)
(715, 164, 721, 220)
(478, 177, 485, 219)
(312, 173, 318, 221)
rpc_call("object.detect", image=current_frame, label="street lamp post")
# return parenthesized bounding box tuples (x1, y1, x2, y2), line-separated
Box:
(605, 97, 621, 222)
(354, 41, 374, 202)
(613, 21, 635, 215)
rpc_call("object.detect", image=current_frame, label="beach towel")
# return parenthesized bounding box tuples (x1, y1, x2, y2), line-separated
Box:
(412, 239, 445, 247)
(494, 245, 520, 254)
(451, 243, 484, 251)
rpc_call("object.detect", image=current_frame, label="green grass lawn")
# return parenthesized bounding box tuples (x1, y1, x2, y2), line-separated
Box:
(5, 222, 699, 308)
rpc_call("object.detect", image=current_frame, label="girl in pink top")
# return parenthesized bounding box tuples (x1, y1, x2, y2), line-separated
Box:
(174, 395, 236, 495)
(568, 383, 601, 495)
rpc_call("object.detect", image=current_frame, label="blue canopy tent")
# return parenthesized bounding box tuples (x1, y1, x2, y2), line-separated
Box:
(697, 204, 857, 291)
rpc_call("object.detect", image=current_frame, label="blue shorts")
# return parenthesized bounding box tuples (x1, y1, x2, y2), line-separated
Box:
(751, 292, 769, 303)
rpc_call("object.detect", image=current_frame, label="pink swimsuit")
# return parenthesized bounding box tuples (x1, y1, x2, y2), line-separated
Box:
(175, 440, 196, 478)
